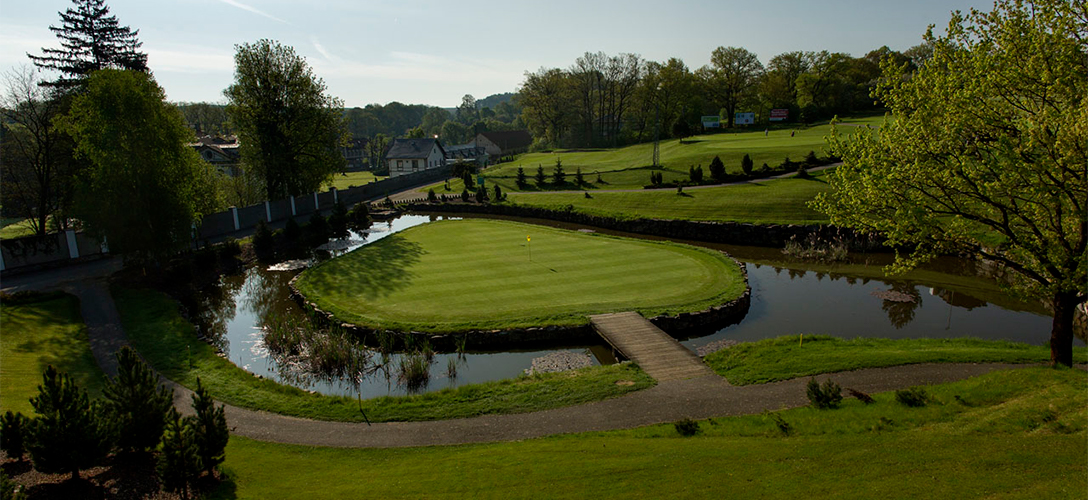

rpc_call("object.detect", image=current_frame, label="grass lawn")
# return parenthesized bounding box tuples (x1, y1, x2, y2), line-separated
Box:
(324, 170, 385, 191)
(0, 292, 105, 415)
(503, 169, 832, 224)
(294, 219, 747, 333)
(0, 217, 45, 240)
(704, 335, 1088, 385)
(112, 286, 654, 422)
(211, 366, 1086, 499)
(426, 115, 886, 194)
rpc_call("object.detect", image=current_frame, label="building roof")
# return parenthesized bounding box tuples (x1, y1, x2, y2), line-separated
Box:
(478, 130, 532, 150)
(386, 138, 445, 159)
(445, 144, 488, 159)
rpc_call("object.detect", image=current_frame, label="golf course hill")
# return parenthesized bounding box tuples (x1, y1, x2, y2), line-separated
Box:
(292, 219, 748, 335)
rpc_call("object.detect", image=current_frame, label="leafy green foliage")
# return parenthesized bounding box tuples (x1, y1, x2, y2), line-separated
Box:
(306, 212, 329, 246)
(673, 417, 701, 437)
(225, 39, 348, 199)
(252, 220, 275, 261)
(328, 201, 349, 238)
(103, 347, 173, 453)
(27, 366, 112, 479)
(58, 69, 218, 263)
(347, 203, 370, 232)
(896, 387, 930, 408)
(814, 0, 1087, 366)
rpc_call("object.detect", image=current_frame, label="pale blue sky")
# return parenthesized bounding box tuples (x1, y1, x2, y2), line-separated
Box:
(1, 0, 988, 107)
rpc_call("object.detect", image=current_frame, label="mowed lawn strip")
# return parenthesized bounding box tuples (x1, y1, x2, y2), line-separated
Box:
(504, 171, 832, 225)
(212, 367, 1085, 499)
(0, 292, 105, 415)
(704, 335, 1088, 385)
(295, 219, 746, 333)
(112, 286, 654, 422)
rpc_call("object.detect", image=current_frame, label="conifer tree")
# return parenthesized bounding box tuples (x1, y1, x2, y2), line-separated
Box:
(103, 347, 173, 453)
(28, 0, 148, 90)
(158, 408, 201, 500)
(26, 366, 112, 480)
(189, 379, 229, 476)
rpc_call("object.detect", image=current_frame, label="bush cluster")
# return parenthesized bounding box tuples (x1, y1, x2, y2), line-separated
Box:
(806, 377, 843, 409)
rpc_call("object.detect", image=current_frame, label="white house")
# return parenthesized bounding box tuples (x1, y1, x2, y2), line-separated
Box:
(385, 138, 446, 178)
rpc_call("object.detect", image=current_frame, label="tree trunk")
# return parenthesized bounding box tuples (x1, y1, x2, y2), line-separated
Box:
(1050, 290, 1078, 367)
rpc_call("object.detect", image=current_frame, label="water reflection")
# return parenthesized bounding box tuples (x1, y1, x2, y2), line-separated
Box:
(191, 213, 1077, 399)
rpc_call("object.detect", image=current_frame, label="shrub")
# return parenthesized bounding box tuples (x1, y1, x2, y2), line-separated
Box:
(252, 220, 275, 260)
(475, 186, 489, 203)
(674, 418, 701, 437)
(796, 165, 810, 178)
(709, 155, 726, 181)
(283, 218, 301, 243)
(741, 153, 753, 176)
(847, 388, 875, 404)
(328, 201, 349, 238)
(804, 150, 819, 166)
(27, 366, 112, 479)
(0, 471, 26, 500)
(760, 162, 770, 173)
(493, 184, 503, 201)
(768, 412, 792, 436)
(460, 189, 471, 202)
(806, 377, 843, 409)
(104, 347, 173, 453)
(307, 212, 329, 245)
(1, 411, 28, 461)
(895, 386, 930, 407)
(689, 165, 703, 183)
(347, 203, 371, 232)
(676, 184, 684, 195)
(462, 171, 475, 190)
(427, 188, 438, 203)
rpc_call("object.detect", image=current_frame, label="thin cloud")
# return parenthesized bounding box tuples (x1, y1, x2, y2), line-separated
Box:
(310, 36, 332, 61)
(217, 0, 288, 24)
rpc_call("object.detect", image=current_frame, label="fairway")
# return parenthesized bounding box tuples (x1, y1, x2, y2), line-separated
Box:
(295, 219, 746, 333)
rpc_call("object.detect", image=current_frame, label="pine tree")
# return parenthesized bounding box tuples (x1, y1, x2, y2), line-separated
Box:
(534, 165, 546, 186)
(189, 379, 229, 476)
(516, 167, 527, 188)
(328, 200, 349, 238)
(740, 153, 753, 176)
(0, 412, 29, 462)
(103, 347, 173, 453)
(27, 365, 112, 480)
(28, 0, 148, 90)
(552, 158, 566, 185)
(158, 408, 201, 500)
(709, 155, 726, 181)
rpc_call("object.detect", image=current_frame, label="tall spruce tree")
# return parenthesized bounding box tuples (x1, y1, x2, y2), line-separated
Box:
(28, 0, 148, 90)
(189, 378, 229, 476)
(26, 366, 112, 480)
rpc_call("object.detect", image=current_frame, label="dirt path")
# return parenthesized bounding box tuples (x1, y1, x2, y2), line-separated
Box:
(59, 280, 1027, 449)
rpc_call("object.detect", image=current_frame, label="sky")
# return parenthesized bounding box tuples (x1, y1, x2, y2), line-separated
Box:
(0, 0, 991, 108)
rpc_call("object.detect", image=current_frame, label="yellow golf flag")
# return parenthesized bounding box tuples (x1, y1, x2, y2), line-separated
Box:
(527, 236, 530, 242)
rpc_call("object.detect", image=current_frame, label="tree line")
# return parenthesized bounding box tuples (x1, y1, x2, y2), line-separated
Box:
(519, 44, 928, 149)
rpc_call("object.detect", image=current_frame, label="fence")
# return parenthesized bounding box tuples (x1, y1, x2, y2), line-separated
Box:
(0, 165, 452, 273)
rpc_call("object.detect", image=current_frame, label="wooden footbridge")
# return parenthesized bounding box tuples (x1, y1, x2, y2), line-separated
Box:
(588, 312, 714, 382)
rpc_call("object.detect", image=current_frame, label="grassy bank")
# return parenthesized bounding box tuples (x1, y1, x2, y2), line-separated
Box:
(503, 170, 831, 225)
(704, 335, 1087, 385)
(0, 292, 104, 414)
(324, 170, 385, 191)
(295, 219, 747, 333)
(428, 115, 885, 194)
(212, 367, 1085, 499)
(112, 286, 654, 422)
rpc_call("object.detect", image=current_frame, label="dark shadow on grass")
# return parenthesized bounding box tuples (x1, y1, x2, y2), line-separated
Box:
(305, 235, 425, 301)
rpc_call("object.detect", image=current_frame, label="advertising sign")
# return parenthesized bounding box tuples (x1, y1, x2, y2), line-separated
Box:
(769, 109, 789, 122)
(701, 116, 721, 128)
(734, 112, 755, 125)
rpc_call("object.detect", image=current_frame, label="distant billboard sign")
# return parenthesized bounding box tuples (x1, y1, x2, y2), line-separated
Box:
(701, 116, 721, 128)
(769, 109, 790, 122)
(734, 112, 755, 125)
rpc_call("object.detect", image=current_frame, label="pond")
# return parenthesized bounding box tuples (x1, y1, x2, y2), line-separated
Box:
(194, 214, 1073, 400)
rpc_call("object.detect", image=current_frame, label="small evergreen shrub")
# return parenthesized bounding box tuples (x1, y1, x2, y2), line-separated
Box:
(674, 418, 701, 437)
(252, 220, 275, 260)
(552, 159, 566, 184)
(806, 377, 843, 409)
(804, 150, 819, 166)
(741, 153, 754, 176)
(461, 189, 471, 202)
(474, 186, 488, 203)
(709, 155, 726, 181)
(689, 165, 703, 183)
(427, 188, 438, 203)
(535, 165, 546, 186)
(493, 184, 503, 201)
(516, 167, 527, 188)
(1, 411, 28, 461)
(575, 167, 584, 185)
(895, 387, 930, 407)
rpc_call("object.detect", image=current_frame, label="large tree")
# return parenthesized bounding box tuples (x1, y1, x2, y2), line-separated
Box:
(0, 67, 77, 236)
(58, 69, 218, 263)
(519, 67, 573, 148)
(27, 0, 147, 91)
(698, 46, 764, 127)
(225, 39, 347, 200)
(814, 0, 1087, 366)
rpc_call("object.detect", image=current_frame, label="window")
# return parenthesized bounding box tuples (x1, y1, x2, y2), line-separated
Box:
(412, 160, 419, 170)
(397, 160, 404, 171)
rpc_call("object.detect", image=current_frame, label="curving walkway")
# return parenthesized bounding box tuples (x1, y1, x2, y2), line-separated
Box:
(63, 279, 1027, 449)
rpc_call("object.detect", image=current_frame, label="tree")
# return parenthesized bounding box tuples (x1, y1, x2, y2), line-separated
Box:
(813, 0, 1086, 367)
(103, 347, 173, 453)
(27, 366, 112, 480)
(552, 158, 566, 185)
(158, 408, 201, 500)
(709, 155, 726, 181)
(27, 0, 147, 90)
(535, 165, 546, 186)
(699, 47, 764, 128)
(365, 134, 389, 173)
(516, 166, 527, 188)
(740, 154, 753, 176)
(189, 379, 229, 476)
(456, 94, 479, 125)
(328, 200, 349, 238)
(493, 184, 503, 201)
(347, 203, 371, 232)
(0, 67, 77, 237)
(58, 69, 218, 263)
(0, 411, 29, 462)
(225, 39, 348, 200)
(520, 67, 573, 148)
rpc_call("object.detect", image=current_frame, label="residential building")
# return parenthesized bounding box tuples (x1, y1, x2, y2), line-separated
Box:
(385, 138, 446, 178)
(475, 130, 532, 162)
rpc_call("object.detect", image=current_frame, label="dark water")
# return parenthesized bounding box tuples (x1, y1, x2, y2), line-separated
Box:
(194, 214, 1071, 399)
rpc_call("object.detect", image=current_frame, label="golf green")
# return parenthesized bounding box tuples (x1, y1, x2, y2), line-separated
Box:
(294, 219, 746, 333)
